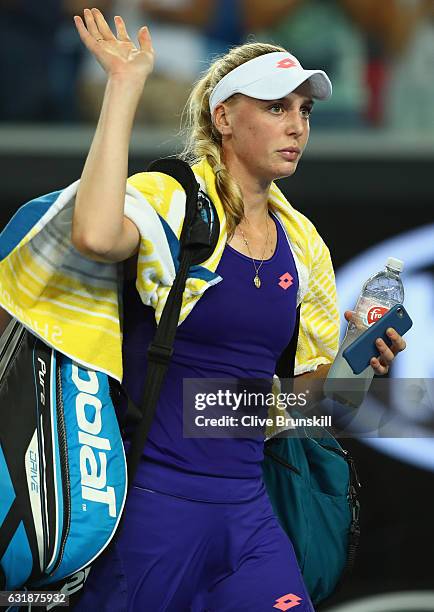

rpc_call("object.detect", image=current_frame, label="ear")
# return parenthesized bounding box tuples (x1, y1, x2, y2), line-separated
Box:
(213, 103, 232, 137)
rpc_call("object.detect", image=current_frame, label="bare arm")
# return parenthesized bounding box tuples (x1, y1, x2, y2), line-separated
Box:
(71, 8, 154, 262)
(292, 308, 407, 403)
(293, 363, 330, 404)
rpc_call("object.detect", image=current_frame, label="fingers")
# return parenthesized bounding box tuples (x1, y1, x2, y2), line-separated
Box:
(91, 8, 116, 41)
(74, 10, 133, 46)
(73, 15, 99, 51)
(83, 7, 101, 40)
(370, 356, 389, 376)
(114, 15, 131, 42)
(137, 26, 153, 52)
(344, 310, 354, 322)
(346, 310, 365, 330)
(374, 337, 395, 368)
(370, 328, 407, 375)
(385, 327, 407, 354)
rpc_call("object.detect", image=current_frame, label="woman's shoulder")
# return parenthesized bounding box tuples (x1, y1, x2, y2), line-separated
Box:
(126, 170, 190, 241)
(127, 170, 188, 218)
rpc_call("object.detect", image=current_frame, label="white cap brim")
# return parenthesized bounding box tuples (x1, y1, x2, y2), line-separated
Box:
(209, 52, 333, 117)
(240, 69, 332, 102)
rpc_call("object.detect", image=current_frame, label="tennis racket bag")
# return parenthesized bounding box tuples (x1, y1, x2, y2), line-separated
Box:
(0, 319, 127, 591)
(0, 158, 219, 601)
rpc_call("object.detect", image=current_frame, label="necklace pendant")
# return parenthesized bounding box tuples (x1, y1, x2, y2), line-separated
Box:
(254, 274, 261, 289)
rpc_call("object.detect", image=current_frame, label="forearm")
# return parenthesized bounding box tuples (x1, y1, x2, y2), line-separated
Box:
(293, 363, 331, 404)
(296, 363, 331, 380)
(71, 75, 144, 254)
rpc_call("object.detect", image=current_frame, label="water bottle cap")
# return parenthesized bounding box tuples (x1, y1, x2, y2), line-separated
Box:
(386, 257, 404, 272)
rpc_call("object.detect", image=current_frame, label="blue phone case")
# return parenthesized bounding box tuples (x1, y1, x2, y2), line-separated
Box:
(342, 303, 413, 375)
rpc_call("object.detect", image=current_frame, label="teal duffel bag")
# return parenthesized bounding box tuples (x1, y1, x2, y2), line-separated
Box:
(263, 305, 361, 606)
(262, 428, 360, 606)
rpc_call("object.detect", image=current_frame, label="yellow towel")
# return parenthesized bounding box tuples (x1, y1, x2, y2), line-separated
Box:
(0, 158, 339, 438)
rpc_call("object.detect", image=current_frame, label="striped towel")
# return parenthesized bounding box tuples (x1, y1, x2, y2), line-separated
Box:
(0, 158, 339, 437)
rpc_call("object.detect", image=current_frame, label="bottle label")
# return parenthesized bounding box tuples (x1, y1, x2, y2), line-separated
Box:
(355, 297, 390, 328)
(366, 305, 389, 325)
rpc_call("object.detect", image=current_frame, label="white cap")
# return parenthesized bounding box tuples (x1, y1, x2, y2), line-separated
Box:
(387, 257, 404, 272)
(209, 51, 332, 117)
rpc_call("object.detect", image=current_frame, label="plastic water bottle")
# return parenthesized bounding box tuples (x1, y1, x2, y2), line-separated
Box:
(324, 257, 404, 408)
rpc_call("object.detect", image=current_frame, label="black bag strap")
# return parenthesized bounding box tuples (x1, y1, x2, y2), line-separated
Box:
(124, 158, 218, 488)
(271, 303, 301, 408)
(275, 304, 301, 380)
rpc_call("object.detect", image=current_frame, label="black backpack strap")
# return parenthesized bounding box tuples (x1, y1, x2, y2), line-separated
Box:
(264, 304, 300, 451)
(124, 158, 218, 488)
(275, 304, 301, 381)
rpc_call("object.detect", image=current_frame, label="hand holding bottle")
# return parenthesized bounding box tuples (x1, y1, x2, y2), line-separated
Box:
(343, 310, 406, 376)
(324, 257, 408, 408)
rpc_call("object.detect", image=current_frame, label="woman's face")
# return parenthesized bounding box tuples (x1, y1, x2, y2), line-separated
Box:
(216, 81, 313, 185)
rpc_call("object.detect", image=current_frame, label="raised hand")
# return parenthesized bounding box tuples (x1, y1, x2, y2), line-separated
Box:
(74, 8, 154, 83)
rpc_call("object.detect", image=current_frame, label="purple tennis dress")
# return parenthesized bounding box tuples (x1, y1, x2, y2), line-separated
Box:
(73, 212, 316, 611)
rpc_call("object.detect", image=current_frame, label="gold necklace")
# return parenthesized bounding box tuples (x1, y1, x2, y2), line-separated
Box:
(238, 213, 270, 289)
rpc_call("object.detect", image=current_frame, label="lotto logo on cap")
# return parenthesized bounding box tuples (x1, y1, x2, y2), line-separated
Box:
(367, 306, 389, 325)
(276, 57, 299, 69)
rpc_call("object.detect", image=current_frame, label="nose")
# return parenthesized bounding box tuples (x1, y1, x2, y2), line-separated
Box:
(285, 108, 306, 138)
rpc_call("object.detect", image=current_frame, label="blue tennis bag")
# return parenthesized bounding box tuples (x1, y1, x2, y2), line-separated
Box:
(0, 319, 127, 591)
(0, 158, 221, 607)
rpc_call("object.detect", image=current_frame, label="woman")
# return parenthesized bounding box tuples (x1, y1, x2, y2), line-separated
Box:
(70, 8, 406, 611)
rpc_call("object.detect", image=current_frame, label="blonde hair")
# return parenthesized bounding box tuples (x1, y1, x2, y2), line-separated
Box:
(180, 42, 286, 240)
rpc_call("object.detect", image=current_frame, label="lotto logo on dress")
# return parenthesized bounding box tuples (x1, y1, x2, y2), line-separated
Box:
(273, 592, 303, 610)
(279, 272, 294, 290)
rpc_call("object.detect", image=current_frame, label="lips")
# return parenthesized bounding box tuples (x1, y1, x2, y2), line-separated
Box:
(278, 148, 300, 162)
(278, 147, 301, 154)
